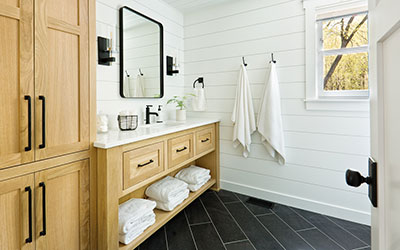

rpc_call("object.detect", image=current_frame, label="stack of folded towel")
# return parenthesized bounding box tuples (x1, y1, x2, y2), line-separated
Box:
(145, 176, 189, 211)
(175, 165, 211, 192)
(118, 198, 157, 245)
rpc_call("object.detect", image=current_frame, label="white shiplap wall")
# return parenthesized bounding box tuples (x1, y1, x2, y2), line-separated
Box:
(96, 0, 184, 122)
(183, 0, 371, 224)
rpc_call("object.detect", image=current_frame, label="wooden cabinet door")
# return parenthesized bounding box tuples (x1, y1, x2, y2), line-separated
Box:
(34, 0, 90, 160)
(0, 174, 35, 250)
(0, 0, 34, 169)
(35, 159, 90, 250)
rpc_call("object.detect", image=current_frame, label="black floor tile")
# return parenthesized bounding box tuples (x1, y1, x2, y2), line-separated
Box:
(225, 240, 255, 250)
(235, 193, 274, 215)
(272, 204, 313, 231)
(165, 212, 196, 250)
(201, 191, 247, 243)
(327, 216, 371, 245)
(139, 227, 167, 250)
(225, 202, 284, 250)
(185, 199, 210, 225)
(293, 208, 367, 250)
(191, 223, 225, 250)
(216, 189, 240, 203)
(298, 229, 343, 250)
(258, 214, 313, 250)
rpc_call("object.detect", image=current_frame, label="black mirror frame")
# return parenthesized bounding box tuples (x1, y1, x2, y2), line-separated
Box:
(119, 6, 164, 99)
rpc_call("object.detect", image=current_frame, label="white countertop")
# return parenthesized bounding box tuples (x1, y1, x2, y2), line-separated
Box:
(94, 118, 220, 149)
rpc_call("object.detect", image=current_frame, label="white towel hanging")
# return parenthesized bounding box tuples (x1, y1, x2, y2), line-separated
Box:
(232, 64, 256, 158)
(257, 63, 286, 165)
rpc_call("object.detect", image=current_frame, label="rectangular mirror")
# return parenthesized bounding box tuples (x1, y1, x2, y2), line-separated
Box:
(120, 7, 164, 98)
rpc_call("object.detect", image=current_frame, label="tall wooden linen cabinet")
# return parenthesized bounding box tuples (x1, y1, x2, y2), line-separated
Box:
(0, 0, 96, 249)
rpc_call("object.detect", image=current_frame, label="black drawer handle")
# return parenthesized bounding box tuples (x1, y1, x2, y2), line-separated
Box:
(24, 96, 32, 151)
(39, 182, 46, 236)
(25, 186, 33, 243)
(176, 146, 187, 153)
(39, 96, 46, 149)
(138, 159, 154, 167)
(201, 138, 210, 143)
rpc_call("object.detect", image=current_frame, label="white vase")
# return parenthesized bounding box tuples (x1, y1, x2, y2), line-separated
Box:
(176, 109, 186, 121)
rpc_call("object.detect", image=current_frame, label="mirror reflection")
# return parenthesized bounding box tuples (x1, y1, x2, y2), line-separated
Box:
(120, 7, 164, 98)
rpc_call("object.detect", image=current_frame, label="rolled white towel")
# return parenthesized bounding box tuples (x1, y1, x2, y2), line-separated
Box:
(188, 175, 211, 192)
(152, 188, 190, 211)
(145, 176, 188, 203)
(119, 214, 156, 245)
(118, 198, 156, 234)
(175, 165, 210, 185)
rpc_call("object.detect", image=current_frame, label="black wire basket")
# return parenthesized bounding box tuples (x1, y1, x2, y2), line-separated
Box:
(118, 115, 138, 131)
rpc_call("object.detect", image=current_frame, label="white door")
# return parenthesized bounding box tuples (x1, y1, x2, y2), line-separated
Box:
(369, 0, 400, 249)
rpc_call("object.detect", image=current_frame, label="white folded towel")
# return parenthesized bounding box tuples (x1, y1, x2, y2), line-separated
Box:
(175, 165, 210, 185)
(119, 214, 156, 245)
(232, 64, 256, 158)
(257, 63, 286, 165)
(188, 175, 211, 192)
(118, 198, 157, 234)
(152, 188, 190, 211)
(192, 87, 206, 111)
(145, 176, 188, 203)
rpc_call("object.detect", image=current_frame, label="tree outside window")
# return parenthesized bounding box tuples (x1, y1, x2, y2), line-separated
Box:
(318, 12, 369, 95)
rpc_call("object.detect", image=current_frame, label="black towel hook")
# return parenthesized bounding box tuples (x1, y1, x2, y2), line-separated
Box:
(138, 68, 144, 76)
(242, 56, 248, 66)
(270, 53, 277, 64)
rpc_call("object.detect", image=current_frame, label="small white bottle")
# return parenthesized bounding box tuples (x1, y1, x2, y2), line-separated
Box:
(157, 105, 164, 123)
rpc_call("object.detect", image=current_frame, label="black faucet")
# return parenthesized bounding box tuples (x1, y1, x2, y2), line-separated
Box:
(145, 105, 159, 124)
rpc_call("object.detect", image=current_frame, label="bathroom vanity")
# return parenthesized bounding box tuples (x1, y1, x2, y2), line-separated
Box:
(95, 119, 220, 250)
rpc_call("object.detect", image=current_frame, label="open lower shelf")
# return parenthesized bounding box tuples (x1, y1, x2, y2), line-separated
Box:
(119, 178, 216, 250)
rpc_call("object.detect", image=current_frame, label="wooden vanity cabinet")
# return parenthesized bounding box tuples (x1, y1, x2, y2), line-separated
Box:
(97, 122, 220, 250)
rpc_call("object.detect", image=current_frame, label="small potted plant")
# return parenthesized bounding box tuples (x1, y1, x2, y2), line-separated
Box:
(167, 94, 195, 121)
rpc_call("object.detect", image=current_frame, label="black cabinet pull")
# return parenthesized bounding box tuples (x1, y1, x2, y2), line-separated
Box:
(201, 138, 210, 143)
(138, 159, 154, 167)
(24, 96, 32, 151)
(25, 186, 33, 243)
(39, 182, 46, 236)
(176, 146, 187, 153)
(39, 96, 46, 149)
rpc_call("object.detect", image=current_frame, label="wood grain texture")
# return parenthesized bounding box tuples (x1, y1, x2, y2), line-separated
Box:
(168, 133, 194, 167)
(97, 123, 220, 250)
(35, 159, 90, 250)
(35, 0, 89, 161)
(123, 141, 164, 189)
(0, 174, 34, 250)
(195, 124, 216, 155)
(0, 0, 34, 169)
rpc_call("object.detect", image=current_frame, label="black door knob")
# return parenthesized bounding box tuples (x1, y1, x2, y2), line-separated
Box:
(345, 169, 371, 187)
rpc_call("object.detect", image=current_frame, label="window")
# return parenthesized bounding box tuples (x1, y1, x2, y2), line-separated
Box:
(317, 12, 369, 98)
(303, 0, 369, 111)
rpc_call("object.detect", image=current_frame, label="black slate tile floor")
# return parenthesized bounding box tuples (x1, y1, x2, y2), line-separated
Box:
(134, 189, 371, 250)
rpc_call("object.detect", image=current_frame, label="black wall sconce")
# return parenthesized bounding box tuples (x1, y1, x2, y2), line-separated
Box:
(166, 56, 179, 75)
(98, 36, 116, 66)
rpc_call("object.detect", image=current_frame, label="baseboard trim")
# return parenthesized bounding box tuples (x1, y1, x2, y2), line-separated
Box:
(221, 180, 371, 226)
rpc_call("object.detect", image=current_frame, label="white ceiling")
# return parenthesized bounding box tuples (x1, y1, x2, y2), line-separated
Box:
(163, 0, 233, 13)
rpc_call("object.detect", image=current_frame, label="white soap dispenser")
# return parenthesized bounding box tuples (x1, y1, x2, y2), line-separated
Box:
(157, 105, 164, 123)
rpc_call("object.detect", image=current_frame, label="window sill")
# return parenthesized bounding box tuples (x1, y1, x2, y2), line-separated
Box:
(305, 98, 369, 111)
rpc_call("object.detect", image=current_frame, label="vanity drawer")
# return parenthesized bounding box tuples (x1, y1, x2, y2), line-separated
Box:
(196, 125, 216, 155)
(168, 133, 194, 167)
(123, 141, 164, 189)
